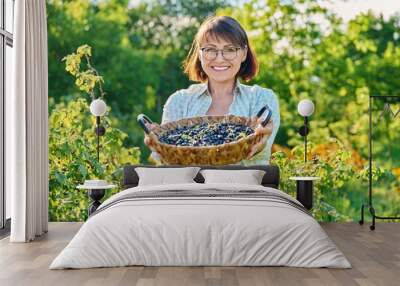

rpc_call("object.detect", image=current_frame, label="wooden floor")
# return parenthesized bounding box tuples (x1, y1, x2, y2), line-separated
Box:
(0, 222, 399, 286)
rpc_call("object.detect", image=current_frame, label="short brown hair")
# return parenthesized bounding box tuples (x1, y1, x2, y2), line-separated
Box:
(183, 15, 259, 83)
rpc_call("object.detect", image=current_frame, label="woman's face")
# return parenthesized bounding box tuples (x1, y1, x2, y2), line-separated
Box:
(199, 37, 247, 84)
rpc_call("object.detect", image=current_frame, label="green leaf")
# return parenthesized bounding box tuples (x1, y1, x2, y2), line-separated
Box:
(78, 164, 87, 178)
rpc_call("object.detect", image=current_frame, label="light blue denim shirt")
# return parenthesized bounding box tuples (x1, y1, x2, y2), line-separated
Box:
(155, 80, 280, 166)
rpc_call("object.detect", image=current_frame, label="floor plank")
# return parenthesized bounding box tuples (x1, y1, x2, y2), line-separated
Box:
(0, 222, 399, 286)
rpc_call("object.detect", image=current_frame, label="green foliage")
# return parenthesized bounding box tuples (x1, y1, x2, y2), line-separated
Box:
(62, 44, 105, 99)
(271, 140, 361, 222)
(271, 137, 400, 222)
(272, 149, 343, 222)
(49, 98, 140, 221)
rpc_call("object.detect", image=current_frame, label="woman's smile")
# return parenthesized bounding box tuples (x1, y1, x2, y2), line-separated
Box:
(211, 65, 231, 71)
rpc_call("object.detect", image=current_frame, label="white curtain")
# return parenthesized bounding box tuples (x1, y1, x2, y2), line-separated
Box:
(8, 0, 49, 242)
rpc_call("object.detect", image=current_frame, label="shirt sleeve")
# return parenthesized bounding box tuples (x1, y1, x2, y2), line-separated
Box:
(262, 88, 280, 159)
(248, 87, 280, 164)
(161, 90, 184, 124)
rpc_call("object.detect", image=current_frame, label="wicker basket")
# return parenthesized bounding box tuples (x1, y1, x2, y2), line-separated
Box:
(137, 105, 272, 165)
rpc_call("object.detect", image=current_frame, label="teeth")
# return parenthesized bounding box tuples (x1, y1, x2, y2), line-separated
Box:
(212, 66, 229, 71)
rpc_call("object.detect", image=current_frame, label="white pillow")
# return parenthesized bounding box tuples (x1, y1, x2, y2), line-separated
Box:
(135, 167, 200, 186)
(200, 169, 266, 185)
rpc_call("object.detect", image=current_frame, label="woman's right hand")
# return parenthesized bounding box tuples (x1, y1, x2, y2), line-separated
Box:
(143, 122, 163, 163)
(143, 123, 158, 152)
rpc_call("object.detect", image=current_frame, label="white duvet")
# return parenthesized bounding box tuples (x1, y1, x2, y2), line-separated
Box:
(50, 183, 351, 269)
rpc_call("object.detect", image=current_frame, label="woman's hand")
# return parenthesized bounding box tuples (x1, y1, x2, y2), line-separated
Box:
(143, 122, 164, 163)
(246, 117, 273, 160)
(143, 123, 158, 152)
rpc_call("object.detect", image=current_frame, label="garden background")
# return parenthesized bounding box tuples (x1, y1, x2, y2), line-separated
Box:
(47, 0, 400, 222)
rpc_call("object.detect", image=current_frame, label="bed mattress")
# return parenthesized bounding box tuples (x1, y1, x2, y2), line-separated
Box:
(50, 183, 351, 269)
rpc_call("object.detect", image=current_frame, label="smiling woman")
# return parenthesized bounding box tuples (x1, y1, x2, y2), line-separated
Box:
(144, 15, 280, 166)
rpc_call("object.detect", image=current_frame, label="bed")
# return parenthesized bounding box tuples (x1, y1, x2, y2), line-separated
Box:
(50, 164, 351, 269)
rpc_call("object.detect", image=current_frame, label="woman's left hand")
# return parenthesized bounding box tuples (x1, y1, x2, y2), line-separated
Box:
(246, 117, 273, 160)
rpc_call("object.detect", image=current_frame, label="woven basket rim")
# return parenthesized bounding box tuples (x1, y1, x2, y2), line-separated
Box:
(153, 132, 259, 150)
(149, 114, 261, 149)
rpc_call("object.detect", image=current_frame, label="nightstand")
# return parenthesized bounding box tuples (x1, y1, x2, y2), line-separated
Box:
(289, 177, 320, 210)
(77, 182, 117, 216)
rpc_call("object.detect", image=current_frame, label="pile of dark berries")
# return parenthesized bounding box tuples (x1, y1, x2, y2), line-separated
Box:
(159, 122, 254, 146)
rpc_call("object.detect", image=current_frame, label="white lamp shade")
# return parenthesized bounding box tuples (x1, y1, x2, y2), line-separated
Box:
(297, 99, 315, 117)
(90, 99, 107, 116)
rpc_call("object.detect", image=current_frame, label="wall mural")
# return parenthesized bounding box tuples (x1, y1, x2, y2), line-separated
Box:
(47, 0, 400, 222)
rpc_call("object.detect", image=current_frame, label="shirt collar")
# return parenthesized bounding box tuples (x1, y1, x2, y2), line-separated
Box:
(196, 78, 243, 98)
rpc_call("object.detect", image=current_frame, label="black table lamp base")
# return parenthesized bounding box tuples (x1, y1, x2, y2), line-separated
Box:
(88, 189, 105, 216)
(295, 180, 314, 210)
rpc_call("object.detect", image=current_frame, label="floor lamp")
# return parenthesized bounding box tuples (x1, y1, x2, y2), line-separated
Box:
(89, 99, 107, 163)
(297, 99, 315, 162)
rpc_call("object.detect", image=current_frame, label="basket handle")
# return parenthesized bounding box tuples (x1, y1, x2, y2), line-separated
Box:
(256, 104, 272, 127)
(137, 113, 153, 134)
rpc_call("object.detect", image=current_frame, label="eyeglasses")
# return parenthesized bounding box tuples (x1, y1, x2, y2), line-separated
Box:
(199, 46, 243, 61)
